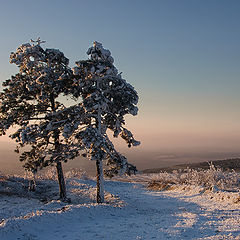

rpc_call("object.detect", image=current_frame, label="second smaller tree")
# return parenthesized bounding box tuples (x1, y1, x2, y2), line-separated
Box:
(72, 41, 140, 203)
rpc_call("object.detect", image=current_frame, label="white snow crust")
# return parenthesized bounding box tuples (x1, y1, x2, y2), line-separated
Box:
(1, 172, 240, 240)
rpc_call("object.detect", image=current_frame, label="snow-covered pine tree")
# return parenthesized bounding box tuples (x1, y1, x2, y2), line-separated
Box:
(72, 41, 140, 203)
(0, 39, 81, 201)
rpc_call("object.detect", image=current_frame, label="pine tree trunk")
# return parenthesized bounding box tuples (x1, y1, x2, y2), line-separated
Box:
(56, 162, 67, 201)
(28, 171, 36, 191)
(96, 159, 104, 203)
(50, 93, 67, 201)
(95, 82, 104, 203)
(28, 179, 36, 191)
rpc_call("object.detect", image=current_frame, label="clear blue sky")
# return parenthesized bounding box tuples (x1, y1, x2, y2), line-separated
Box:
(0, 0, 240, 172)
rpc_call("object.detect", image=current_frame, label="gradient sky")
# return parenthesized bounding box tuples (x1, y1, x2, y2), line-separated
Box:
(0, 0, 240, 173)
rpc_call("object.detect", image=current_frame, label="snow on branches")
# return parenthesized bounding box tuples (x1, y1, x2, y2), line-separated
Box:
(72, 41, 140, 177)
(0, 39, 140, 202)
(0, 40, 77, 174)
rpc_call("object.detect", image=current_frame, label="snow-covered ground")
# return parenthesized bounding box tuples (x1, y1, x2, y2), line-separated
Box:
(1, 172, 240, 240)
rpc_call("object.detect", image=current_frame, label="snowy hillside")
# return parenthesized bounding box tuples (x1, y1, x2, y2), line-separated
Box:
(1, 168, 240, 240)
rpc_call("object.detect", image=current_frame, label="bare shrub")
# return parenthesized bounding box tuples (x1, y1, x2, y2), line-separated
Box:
(24, 167, 90, 182)
(147, 162, 240, 191)
(64, 169, 89, 180)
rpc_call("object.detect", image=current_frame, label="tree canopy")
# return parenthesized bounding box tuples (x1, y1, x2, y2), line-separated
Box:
(0, 39, 140, 203)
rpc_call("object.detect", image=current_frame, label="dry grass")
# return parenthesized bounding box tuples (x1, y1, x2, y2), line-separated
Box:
(145, 162, 240, 192)
(148, 180, 176, 191)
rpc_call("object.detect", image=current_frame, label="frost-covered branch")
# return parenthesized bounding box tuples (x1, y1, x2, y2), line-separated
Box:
(72, 41, 140, 181)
